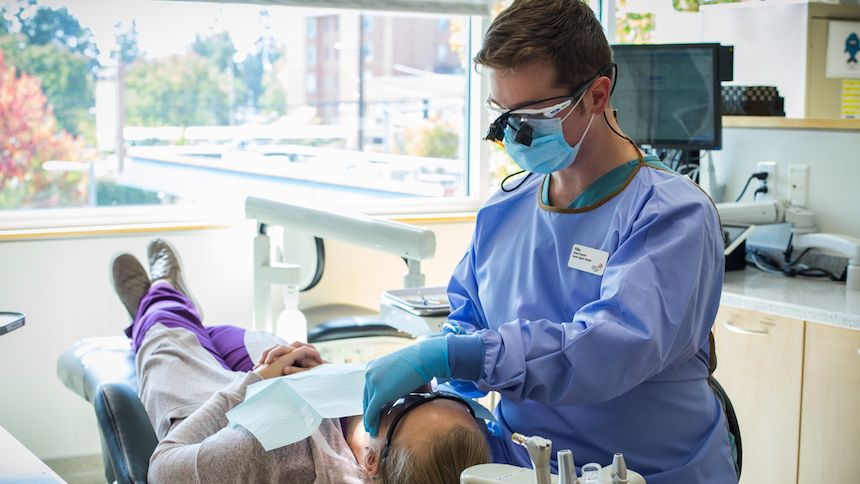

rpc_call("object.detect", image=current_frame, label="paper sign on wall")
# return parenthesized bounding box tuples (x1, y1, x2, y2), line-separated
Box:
(826, 20, 860, 79)
(842, 80, 860, 119)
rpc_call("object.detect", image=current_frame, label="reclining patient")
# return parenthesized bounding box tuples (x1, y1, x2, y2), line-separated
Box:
(110, 238, 490, 484)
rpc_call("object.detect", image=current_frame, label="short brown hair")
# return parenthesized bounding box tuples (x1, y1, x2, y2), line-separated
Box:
(380, 424, 491, 484)
(474, 0, 612, 91)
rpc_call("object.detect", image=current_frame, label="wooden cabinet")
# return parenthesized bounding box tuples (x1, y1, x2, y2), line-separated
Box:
(712, 306, 805, 484)
(798, 322, 860, 483)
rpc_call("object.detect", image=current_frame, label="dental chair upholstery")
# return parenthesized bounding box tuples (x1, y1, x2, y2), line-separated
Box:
(57, 337, 155, 484)
(56, 319, 407, 484)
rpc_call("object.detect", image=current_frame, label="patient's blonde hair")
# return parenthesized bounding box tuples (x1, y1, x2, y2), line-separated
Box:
(379, 424, 491, 484)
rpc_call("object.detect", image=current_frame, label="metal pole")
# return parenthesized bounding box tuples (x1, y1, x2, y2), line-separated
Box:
(357, 14, 365, 151)
(88, 161, 96, 207)
(115, 62, 126, 173)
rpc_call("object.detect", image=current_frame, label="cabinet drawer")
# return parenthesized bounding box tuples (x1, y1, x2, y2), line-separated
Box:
(713, 306, 804, 484)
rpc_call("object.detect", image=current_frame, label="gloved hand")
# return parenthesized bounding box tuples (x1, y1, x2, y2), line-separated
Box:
(362, 335, 451, 437)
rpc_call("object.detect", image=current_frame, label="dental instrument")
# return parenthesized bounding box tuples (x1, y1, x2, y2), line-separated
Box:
(460, 432, 646, 484)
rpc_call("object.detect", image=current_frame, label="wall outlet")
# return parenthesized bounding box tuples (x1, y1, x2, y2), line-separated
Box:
(756, 161, 777, 200)
(788, 164, 810, 207)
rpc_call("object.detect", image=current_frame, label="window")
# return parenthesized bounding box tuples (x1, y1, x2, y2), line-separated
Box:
(0, 1, 475, 213)
(609, 0, 747, 45)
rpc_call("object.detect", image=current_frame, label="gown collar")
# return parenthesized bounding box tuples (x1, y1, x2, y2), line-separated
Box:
(539, 154, 673, 213)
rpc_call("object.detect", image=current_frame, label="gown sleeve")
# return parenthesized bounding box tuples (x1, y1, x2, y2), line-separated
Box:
(446, 241, 489, 335)
(448, 188, 724, 406)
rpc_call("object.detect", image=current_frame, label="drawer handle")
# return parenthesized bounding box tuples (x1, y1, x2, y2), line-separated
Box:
(723, 321, 769, 336)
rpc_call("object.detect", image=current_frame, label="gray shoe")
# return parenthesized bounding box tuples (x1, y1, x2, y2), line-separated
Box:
(111, 253, 151, 319)
(147, 238, 201, 317)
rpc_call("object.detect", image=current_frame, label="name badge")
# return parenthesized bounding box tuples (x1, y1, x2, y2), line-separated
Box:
(568, 244, 609, 276)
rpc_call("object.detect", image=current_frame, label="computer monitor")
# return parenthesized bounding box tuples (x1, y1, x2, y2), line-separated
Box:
(611, 43, 722, 150)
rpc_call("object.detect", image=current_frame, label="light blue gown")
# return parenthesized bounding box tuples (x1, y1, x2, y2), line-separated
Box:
(445, 155, 738, 483)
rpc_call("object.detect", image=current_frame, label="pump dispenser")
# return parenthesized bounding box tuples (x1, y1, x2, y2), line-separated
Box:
(275, 285, 308, 343)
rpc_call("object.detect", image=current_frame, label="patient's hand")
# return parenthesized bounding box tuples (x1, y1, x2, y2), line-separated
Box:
(253, 342, 326, 380)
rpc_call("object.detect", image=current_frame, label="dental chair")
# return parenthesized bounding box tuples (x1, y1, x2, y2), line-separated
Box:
(57, 199, 433, 483)
(56, 321, 411, 484)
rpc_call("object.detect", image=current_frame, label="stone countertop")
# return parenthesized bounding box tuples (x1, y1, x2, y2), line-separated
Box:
(721, 270, 860, 330)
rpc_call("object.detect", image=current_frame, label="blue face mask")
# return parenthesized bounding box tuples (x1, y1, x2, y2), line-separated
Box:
(502, 96, 595, 175)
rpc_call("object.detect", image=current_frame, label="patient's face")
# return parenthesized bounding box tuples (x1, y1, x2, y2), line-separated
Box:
(376, 398, 480, 451)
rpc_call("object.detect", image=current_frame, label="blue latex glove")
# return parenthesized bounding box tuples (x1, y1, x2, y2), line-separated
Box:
(362, 336, 451, 437)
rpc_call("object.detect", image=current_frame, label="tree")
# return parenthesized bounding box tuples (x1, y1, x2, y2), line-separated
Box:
(125, 53, 231, 127)
(192, 30, 236, 73)
(0, 49, 89, 209)
(673, 0, 742, 13)
(0, 1, 98, 137)
(0, 33, 95, 139)
(404, 117, 460, 159)
(112, 20, 142, 65)
(258, 57, 288, 118)
(4, 1, 100, 74)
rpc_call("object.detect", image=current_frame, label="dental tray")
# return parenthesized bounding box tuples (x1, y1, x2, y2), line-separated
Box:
(383, 286, 450, 316)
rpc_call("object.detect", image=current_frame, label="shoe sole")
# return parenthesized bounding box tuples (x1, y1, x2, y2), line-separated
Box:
(109, 251, 149, 321)
(148, 238, 203, 320)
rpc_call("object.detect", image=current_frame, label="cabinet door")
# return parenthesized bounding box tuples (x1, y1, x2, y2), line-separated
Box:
(798, 322, 860, 483)
(713, 306, 804, 484)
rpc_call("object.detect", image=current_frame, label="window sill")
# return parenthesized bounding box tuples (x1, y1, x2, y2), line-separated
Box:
(0, 199, 479, 241)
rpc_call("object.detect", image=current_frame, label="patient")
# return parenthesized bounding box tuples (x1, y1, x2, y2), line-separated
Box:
(111, 238, 490, 484)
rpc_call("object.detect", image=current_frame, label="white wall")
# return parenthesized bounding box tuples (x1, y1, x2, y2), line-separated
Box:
(0, 220, 473, 460)
(713, 127, 860, 238)
(0, 226, 257, 459)
(701, 2, 809, 118)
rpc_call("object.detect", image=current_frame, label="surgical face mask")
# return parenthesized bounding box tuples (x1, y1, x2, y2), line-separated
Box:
(502, 95, 595, 175)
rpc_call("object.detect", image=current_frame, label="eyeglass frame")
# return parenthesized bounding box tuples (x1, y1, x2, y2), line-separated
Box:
(484, 63, 618, 144)
(378, 391, 480, 468)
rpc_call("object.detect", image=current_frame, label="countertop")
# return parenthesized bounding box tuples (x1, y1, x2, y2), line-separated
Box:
(721, 270, 860, 330)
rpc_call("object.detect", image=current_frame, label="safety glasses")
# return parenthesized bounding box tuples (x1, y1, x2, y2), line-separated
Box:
(484, 64, 617, 144)
(486, 97, 574, 120)
(379, 392, 478, 465)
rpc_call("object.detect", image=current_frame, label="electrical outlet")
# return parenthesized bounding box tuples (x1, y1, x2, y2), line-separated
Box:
(756, 161, 777, 200)
(788, 164, 810, 207)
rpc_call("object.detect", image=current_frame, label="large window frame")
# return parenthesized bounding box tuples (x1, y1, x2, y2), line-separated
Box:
(0, 4, 493, 232)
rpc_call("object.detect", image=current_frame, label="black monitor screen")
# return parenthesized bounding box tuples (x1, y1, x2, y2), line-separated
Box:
(611, 43, 721, 150)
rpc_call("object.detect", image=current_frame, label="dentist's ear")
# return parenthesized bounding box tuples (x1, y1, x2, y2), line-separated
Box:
(587, 76, 612, 115)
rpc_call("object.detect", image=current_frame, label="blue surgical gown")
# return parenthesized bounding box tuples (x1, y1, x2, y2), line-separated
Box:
(445, 157, 737, 483)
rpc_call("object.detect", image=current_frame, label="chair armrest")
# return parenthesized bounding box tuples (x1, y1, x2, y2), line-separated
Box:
(94, 383, 158, 484)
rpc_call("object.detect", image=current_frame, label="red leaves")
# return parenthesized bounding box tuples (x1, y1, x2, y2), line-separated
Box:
(0, 48, 88, 208)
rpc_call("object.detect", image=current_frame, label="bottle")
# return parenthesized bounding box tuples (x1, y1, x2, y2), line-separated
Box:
(275, 285, 308, 343)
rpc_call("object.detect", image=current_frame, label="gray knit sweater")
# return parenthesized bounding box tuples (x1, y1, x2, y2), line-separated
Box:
(137, 324, 364, 483)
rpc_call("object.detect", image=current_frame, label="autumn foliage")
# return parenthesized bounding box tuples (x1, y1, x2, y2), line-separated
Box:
(0, 48, 88, 209)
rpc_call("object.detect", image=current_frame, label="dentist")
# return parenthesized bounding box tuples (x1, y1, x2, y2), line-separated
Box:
(362, 1, 736, 482)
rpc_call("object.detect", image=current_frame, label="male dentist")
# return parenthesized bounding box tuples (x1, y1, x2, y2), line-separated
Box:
(363, 1, 736, 482)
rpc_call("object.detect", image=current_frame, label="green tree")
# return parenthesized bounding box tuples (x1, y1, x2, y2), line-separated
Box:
(258, 57, 287, 118)
(0, 1, 98, 137)
(236, 38, 282, 111)
(0, 48, 89, 209)
(404, 117, 460, 159)
(0, 33, 95, 138)
(3, 1, 100, 73)
(192, 30, 236, 73)
(125, 53, 231, 127)
(673, 0, 742, 13)
(112, 20, 142, 65)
